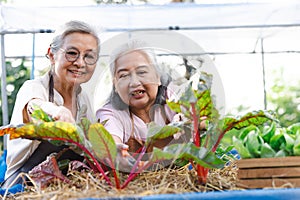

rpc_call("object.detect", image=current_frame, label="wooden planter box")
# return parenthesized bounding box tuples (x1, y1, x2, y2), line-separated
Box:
(236, 157, 300, 189)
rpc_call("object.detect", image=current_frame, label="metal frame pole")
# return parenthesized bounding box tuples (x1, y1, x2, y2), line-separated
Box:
(1, 34, 9, 150)
(261, 38, 267, 110)
(31, 33, 35, 80)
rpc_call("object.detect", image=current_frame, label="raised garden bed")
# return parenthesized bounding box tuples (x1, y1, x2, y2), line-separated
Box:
(237, 156, 300, 188)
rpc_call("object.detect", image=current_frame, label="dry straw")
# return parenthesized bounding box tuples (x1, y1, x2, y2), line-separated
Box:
(2, 160, 241, 200)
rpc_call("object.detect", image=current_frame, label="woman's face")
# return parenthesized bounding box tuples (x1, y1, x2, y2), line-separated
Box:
(50, 32, 98, 88)
(114, 50, 161, 110)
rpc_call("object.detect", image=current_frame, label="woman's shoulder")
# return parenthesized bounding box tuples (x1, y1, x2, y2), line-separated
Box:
(97, 102, 121, 113)
(21, 74, 49, 88)
(96, 102, 129, 116)
(16, 74, 49, 96)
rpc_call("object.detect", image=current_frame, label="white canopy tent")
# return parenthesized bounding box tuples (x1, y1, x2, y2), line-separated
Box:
(1, 2, 300, 32)
(1, 2, 300, 144)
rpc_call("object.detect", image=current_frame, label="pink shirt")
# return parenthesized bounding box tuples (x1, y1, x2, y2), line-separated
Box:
(96, 103, 176, 143)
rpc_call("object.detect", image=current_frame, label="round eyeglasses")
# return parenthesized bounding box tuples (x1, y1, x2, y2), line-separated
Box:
(60, 48, 98, 65)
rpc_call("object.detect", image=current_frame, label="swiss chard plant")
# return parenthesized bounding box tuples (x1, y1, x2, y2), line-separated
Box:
(0, 71, 277, 189)
(166, 72, 277, 183)
(0, 108, 224, 189)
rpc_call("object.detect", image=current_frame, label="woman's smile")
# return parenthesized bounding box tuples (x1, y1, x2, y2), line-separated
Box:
(130, 89, 146, 98)
(68, 69, 86, 77)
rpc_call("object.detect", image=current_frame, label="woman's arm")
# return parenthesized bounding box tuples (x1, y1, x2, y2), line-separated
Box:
(26, 98, 75, 123)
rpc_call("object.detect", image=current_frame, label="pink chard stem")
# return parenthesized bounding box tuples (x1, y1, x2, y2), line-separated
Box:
(43, 137, 112, 186)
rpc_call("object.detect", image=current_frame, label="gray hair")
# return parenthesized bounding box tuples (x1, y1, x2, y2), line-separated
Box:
(47, 20, 101, 102)
(108, 39, 171, 110)
(109, 40, 159, 78)
(49, 20, 101, 54)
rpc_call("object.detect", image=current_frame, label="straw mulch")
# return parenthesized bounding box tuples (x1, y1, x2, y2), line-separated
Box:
(3, 161, 242, 200)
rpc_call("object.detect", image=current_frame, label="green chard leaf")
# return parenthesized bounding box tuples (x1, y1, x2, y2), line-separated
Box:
(220, 110, 277, 133)
(87, 123, 117, 161)
(150, 143, 225, 169)
(1, 108, 87, 146)
(0, 124, 22, 137)
(78, 117, 91, 137)
(146, 122, 181, 144)
(166, 101, 182, 113)
(31, 107, 54, 122)
(196, 90, 213, 117)
(13, 121, 83, 143)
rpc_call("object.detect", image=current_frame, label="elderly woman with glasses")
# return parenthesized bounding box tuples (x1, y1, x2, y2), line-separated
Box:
(2, 20, 101, 188)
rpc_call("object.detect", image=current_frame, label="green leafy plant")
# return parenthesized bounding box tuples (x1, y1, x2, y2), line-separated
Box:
(0, 71, 277, 189)
(0, 60, 30, 127)
(267, 70, 300, 127)
(166, 72, 277, 183)
(224, 121, 300, 159)
(0, 109, 224, 189)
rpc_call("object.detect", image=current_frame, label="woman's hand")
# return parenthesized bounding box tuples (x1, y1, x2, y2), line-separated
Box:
(116, 143, 145, 173)
(51, 106, 75, 123)
(27, 99, 75, 123)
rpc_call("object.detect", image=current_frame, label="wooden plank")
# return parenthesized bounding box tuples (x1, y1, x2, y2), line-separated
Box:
(237, 178, 300, 189)
(237, 157, 300, 168)
(238, 167, 300, 179)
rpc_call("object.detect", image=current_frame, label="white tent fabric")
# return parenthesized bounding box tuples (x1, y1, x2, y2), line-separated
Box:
(1, 2, 300, 32)
(1, 1, 300, 132)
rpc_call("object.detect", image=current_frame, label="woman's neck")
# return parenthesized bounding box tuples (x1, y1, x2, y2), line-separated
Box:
(54, 81, 79, 118)
(130, 107, 151, 123)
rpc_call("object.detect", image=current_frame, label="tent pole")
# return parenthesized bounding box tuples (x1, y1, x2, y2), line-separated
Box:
(31, 33, 35, 79)
(261, 38, 267, 110)
(1, 34, 9, 150)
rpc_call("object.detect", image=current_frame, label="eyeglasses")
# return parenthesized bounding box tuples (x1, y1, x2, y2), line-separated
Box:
(60, 48, 98, 65)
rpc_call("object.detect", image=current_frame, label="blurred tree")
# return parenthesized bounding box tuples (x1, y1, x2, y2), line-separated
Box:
(267, 71, 300, 127)
(0, 59, 30, 140)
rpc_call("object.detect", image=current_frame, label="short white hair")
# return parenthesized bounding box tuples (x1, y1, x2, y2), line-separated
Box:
(107, 39, 172, 110)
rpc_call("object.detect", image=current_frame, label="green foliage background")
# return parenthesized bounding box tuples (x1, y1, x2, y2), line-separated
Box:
(267, 72, 300, 127)
(0, 59, 30, 147)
